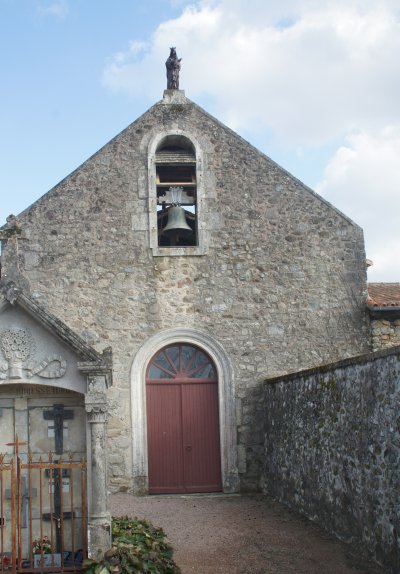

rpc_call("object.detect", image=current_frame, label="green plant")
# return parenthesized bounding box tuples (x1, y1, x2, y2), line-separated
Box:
(84, 516, 181, 574)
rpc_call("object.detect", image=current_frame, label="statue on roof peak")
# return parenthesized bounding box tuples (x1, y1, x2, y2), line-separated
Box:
(166, 47, 181, 90)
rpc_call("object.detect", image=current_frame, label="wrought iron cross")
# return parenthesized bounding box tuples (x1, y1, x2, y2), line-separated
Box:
(5, 434, 27, 458)
(43, 466, 73, 553)
(43, 404, 74, 454)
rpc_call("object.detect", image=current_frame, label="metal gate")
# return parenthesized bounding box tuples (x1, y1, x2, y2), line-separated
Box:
(0, 437, 87, 573)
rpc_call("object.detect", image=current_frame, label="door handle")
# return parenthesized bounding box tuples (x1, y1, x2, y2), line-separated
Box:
(185, 446, 192, 452)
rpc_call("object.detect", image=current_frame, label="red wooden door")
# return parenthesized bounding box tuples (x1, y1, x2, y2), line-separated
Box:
(146, 344, 222, 494)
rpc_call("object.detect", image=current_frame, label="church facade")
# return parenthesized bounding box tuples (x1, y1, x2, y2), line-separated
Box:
(0, 88, 371, 498)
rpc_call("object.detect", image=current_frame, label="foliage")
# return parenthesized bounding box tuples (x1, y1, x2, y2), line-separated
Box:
(84, 516, 181, 574)
(32, 535, 52, 555)
(0, 227, 21, 240)
(0, 217, 22, 240)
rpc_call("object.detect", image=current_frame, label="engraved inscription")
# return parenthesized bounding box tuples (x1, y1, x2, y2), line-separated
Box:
(0, 385, 75, 395)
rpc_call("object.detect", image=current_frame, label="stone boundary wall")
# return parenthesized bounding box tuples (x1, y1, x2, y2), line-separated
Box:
(263, 346, 400, 573)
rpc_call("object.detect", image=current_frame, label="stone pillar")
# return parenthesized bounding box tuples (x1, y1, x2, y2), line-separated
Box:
(84, 374, 111, 560)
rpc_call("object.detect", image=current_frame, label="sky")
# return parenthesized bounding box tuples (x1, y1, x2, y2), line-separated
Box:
(1, 0, 399, 282)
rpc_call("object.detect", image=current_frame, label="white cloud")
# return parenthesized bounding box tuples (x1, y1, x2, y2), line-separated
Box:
(37, 1, 69, 18)
(102, 0, 400, 146)
(316, 127, 400, 281)
(102, 41, 152, 94)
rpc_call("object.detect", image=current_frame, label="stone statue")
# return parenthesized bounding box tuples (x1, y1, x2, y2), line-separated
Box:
(166, 47, 181, 90)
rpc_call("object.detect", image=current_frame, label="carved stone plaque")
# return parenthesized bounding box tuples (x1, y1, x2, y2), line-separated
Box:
(0, 328, 67, 381)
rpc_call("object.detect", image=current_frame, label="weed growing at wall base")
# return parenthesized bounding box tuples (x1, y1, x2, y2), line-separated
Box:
(84, 516, 181, 574)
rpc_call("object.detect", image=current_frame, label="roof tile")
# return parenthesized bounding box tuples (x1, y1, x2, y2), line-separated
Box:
(367, 283, 400, 307)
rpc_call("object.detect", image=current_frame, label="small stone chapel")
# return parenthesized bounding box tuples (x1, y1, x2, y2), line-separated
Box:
(0, 50, 378, 558)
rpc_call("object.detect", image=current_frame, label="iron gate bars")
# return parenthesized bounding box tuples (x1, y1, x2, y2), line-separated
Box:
(0, 438, 87, 573)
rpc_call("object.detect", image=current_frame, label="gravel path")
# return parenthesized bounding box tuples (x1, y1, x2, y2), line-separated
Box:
(110, 494, 383, 574)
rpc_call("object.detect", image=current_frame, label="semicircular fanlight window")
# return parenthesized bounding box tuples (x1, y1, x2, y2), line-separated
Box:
(147, 344, 217, 381)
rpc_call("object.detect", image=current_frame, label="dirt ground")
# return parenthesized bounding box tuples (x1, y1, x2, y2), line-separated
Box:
(110, 494, 384, 574)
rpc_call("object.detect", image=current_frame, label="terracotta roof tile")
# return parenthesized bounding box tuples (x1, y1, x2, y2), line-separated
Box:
(367, 283, 400, 307)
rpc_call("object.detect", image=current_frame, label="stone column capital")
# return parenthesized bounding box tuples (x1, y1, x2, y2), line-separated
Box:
(85, 394, 108, 422)
(84, 370, 109, 422)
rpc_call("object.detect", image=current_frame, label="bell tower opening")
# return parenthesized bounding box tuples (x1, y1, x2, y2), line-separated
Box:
(155, 135, 197, 247)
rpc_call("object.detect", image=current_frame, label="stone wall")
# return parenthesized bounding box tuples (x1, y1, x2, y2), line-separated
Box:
(371, 318, 400, 350)
(1, 91, 370, 493)
(263, 346, 400, 573)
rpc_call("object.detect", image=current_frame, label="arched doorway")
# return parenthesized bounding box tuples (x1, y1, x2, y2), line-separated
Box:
(146, 343, 222, 494)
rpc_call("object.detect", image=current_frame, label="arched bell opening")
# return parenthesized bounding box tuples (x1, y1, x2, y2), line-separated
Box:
(155, 135, 197, 247)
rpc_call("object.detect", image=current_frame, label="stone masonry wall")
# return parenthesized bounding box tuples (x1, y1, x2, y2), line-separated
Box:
(371, 318, 400, 351)
(263, 347, 400, 573)
(1, 92, 371, 493)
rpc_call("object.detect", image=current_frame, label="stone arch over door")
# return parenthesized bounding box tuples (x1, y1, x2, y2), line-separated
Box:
(130, 328, 239, 494)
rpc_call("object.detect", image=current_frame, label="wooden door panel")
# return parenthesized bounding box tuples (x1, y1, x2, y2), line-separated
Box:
(146, 343, 222, 494)
(182, 383, 222, 492)
(146, 385, 185, 494)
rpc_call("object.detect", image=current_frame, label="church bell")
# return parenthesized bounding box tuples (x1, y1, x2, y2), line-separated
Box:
(162, 206, 193, 237)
